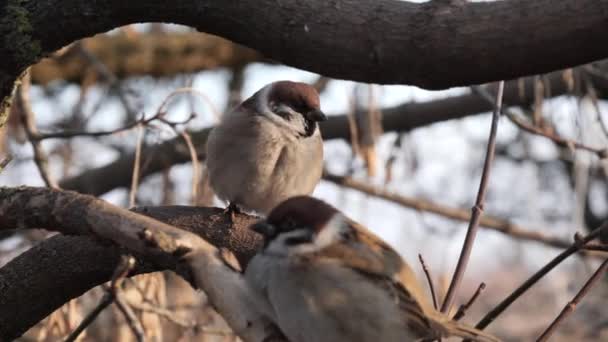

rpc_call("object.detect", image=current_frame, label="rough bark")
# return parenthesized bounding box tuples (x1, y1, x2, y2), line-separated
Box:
(0, 187, 266, 341)
(61, 65, 608, 196)
(1, 0, 608, 121)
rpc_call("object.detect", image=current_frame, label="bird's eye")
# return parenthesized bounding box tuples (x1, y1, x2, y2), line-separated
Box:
(339, 228, 355, 241)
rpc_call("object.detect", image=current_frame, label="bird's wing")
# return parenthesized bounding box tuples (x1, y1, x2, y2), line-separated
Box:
(307, 219, 436, 337)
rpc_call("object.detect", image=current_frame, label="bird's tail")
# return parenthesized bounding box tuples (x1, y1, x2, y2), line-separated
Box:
(428, 314, 501, 342)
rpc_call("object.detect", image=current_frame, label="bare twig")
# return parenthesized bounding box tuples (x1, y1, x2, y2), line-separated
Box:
(157, 87, 221, 123)
(129, 124, 145, 207)
(63, 293, 114, 342)
(0, 154, 12, 172)
(125, 297, 235, 336)
(64, 256, 136, 342)
(33, 114, 157, 141)
(582, 243, 608, 252)
(178, 130, 200, 204)
(114, 293, 146, 342)
(324, 174, 577, 251)
(312, 76, 330, 93)
(453, 282, 486, 321)
(472, 221, 608, 333)
(226, 66, 245, 111)
(75, 43, 140, 121)
(418, 254, 439, 310)
(472, 86, 608, 158)
(125, 298, 196, 329)
(16, 72, 59, 188)
(536, 258, 608, 341)
(441, 81, 504, 313)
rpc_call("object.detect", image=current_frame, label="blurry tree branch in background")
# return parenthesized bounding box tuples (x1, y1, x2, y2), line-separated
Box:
(60, 63, 608, 196)
(323, 172, 574, 250)
(1, 0, 608, 121)
(31, 32, 262, 85)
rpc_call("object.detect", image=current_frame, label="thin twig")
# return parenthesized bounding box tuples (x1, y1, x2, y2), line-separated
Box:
(471, 86, 608, 158)
(75, 43, 140, 121)
(33, 114, 159, 141)
(157, 87, 221, 123)
(126, 298, 197, 329)
(536, 258, 608, 341)
(63, 292, 114, 342)
(64, 256, 136, 342)
(178, 130, 199, 204)
(472, 221, 608, 333)
(114, 293, 146, 342)
(16, 72, 59, 188)
(312, 76, 331, 93)
(418, 254, 439, 310)
(582, 243, 608, 252)
(125, 298, 233, 336)
(453, 282, 486, 321)
(129, 124, 145, 207)
(0, 154, 12, 172)
(225, 66, 246, 111)
(323, 172, 580, 250)
(441, 80, 504, 313)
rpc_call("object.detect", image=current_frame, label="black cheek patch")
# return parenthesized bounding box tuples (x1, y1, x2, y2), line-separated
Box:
(284, 234, 314, 246)
(301, 119, 316, 138)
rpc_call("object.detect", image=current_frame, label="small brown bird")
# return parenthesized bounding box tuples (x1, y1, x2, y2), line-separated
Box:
(245, 196, 501, 342)
(206, 81, 326, 215)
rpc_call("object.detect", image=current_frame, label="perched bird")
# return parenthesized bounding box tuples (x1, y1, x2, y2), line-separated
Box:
(206, 81, 326, 216)
(245, 196, 501, 342)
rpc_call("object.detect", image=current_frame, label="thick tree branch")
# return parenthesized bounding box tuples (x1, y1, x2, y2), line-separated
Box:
(0, 187, 274, 342)
(1, 0, 608, 119)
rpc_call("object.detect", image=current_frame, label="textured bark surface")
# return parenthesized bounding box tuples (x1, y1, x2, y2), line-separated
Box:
(0, 187, 261, 341)
(1, 0, 607, 114)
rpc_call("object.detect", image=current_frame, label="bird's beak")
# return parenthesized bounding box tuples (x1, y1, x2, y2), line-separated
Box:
(250, 221, 277, 238)
(306, 109, 327, 122)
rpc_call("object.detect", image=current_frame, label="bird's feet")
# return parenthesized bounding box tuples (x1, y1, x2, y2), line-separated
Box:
(223, 202, 242, 223)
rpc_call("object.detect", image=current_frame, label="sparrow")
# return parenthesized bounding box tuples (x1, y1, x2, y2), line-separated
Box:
(244, 196, 501, 342)
(206, 81, 326, 216)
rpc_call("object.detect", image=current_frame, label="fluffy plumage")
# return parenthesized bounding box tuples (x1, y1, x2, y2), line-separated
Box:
(206, 81, 325, 215)
(245, 196, 501, 342)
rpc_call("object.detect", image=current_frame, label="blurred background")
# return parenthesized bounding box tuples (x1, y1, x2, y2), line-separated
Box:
(1, 23, 608, 341)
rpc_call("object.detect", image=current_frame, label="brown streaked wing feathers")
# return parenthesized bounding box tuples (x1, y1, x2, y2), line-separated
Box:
(308, 219, 435, 338)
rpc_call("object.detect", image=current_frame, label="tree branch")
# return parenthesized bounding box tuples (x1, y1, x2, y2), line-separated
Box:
(0, 187, 276, 342)
(536, 258, 608, 341)
(441, 80, 504, 313)
(473, 222, 608, 333)
(2, 0, 608, 119)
